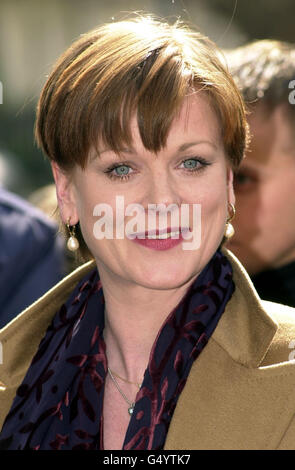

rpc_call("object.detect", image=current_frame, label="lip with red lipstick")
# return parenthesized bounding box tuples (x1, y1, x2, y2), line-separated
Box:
(128, 227, 191, 251)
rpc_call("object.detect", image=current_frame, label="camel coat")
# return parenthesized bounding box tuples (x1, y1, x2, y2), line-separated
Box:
(1, 249, 295, 449)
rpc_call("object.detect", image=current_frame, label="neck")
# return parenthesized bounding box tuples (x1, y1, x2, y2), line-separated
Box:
(99, 269, 195, 383)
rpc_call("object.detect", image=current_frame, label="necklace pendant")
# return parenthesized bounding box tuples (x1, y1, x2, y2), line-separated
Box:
(128, 405, 135, 415)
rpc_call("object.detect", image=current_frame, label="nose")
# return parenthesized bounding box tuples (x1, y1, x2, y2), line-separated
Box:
(143, 170, 182, 209)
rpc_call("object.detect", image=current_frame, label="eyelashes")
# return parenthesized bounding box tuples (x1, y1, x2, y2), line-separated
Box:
(104, 157, 211, 182)
(104, 162, 132, 181)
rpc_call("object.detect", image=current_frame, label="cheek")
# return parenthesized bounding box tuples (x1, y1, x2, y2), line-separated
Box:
(195, 181, 228, 246)
(74, 191, 96, 227)
(73, 186, 115, 245)
(197, 179, 228, 215)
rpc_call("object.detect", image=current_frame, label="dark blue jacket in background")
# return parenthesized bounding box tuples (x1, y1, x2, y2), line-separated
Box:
(0, 187, 66, 328)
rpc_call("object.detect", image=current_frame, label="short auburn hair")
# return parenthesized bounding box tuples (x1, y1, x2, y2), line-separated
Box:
(35, 15, 249, 171)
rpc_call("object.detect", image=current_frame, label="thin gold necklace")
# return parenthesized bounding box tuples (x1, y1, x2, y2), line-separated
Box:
(107, 367, 137, 416)
(108, 368, 142, 390)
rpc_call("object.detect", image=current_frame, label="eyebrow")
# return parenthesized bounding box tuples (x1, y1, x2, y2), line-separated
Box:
(177, 141, 218, 151)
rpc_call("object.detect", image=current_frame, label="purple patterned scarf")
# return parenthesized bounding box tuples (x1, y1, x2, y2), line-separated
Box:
(0, 249, 234, 450)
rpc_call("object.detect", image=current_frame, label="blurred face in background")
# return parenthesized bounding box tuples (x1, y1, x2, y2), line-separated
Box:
(227, 102, 295, 275)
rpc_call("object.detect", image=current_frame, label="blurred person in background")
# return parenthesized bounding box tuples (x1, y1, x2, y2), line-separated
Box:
(225, 40, 295, 307)
(0, 186, 66, 327)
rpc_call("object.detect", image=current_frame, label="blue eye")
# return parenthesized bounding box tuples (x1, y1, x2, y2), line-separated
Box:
(114, 165, 130, 176)
(104, 163, 133, 181)
(180, 157, 210, 173)
(104, 156, 210, 182)
(183, 159, 199, 169)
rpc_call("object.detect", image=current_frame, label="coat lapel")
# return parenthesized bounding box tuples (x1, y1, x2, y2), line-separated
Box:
(164, 250, 295, 449)
(0, 260, 96, 426)
(1, 250, 295, 448)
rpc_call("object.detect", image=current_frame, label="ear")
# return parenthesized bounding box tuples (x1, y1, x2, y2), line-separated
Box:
(227, 166, 235, 207)
(51, 162, 79, 225)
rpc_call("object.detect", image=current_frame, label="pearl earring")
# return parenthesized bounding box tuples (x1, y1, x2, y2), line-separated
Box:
(66, 218, 80, 251)
(224, 203, 235, 240)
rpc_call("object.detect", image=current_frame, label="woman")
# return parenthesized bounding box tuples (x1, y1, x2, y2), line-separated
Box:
(1, 15, 295, 450)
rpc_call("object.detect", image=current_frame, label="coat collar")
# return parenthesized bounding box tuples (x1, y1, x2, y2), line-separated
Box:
(215, 248, 278, 368)
(0, 249, 277, 386)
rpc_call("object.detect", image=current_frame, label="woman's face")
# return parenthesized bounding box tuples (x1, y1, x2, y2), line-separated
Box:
(54, 92, 234, 290)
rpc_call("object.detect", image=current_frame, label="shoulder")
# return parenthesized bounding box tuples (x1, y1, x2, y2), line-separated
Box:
(0, 186, 62, 271)
(0, 187, 57, 233)
(0, 187, 66, 326)
(0, 259, 96, 428)
(219, 248, 295, 368)
(0, 259, 96, 380)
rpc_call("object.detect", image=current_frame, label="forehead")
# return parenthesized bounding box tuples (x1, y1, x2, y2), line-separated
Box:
(245, 103, 295, 167)
(128, 92, 223, 151)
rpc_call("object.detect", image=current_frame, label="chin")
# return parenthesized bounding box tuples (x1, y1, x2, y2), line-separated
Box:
(133, 263, 199, 291)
